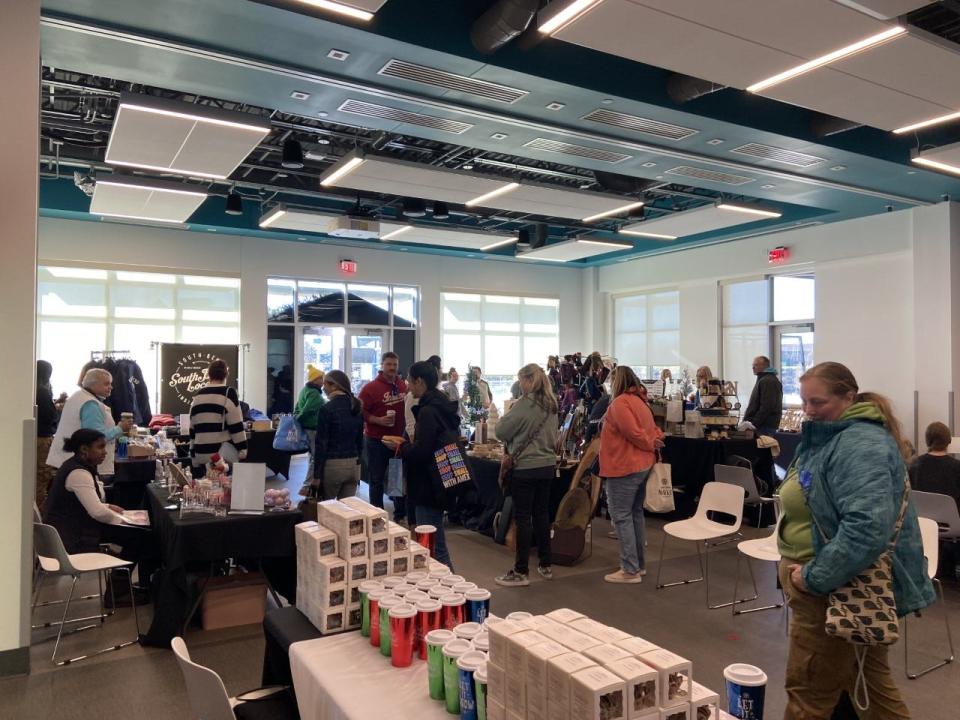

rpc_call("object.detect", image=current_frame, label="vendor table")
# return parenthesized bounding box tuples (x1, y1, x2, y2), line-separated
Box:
(142, 484, 301, 647)
(263, 606, 322, 691)
(290, 632, 449, 720)
(661, 436, 774, 516)
(108, 457, 156, 509)
(245, 429, 307, 479)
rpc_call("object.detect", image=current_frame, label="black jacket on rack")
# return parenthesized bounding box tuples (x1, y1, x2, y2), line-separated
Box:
(82, 357, 153, 426)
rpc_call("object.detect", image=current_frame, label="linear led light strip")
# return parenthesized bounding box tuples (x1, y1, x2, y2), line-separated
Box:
(538, 0, 605, 35)
(96, 179, 208, 197)
(911, 156, 960, 176)
(746, 26, 906, 93)
(619, 229, 678, 240)
(96, 212, 184, 224)
(381, 226, 412, 240)
(321, 156, 367, 187)
(717, 203, 781, 218)
(260, 207, 287, 227)
(481, 237, 518, 252)
(465, 182, 520, 208)
(582, 201, 644, 223)
(577, 239, 632, 249)
(895, 111, 960, 135)
(296, 0, 374, 21)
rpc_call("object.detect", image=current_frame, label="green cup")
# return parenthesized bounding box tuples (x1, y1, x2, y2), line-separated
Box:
(359, 581, 382, 638)
(379, 596, 402, 658)
(475, 661, 488, 720)
(425, 629, 454, 701)
(441, 638, 473, 714)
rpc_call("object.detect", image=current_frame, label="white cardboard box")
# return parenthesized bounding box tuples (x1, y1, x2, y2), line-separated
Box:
(659, 708, 689, 720)
(486, 618, 525, 668)
(547, 652, 597, 720)
(593, 625, 632, 645)
(317, 500, 365, 539)
(553, 626, 604, 654)
(390, 551, 410, 576)
(409, 541, 430, 570)
(370, 557, 390, 578)
(506, 631, 547, 712)
(370, 535, 390, 558)
(570, 617, 608, 638)
(487, 698, 506, 720)
(295, 522, 338, 560)
(615, 637, 661, 658)
(388, 521, 411, 553)
(570, 665, 627, 720)
(486, 661, 506, 705)
(316, 608, 345, 634)
(316, 556, 347, 589)
(347, 559, 369, 586)
(345, 603, 362, 630)
(517, 615, 561, 634)
(583, 644, 633, 667)
(342, 535, 368, 562)
(339, 496, 389, 536)
(606, 657, 660, 719)
(638, 649, 692, 709)
(546, 607, 586, 624)
(689, 681, 719, 720)
(323, 586, 346, 610)
(525, 639, 569, 715)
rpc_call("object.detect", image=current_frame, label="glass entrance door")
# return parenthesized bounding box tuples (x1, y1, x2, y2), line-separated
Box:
(774, 324, 814, 406)
(302, 327, 346, 386)
(348, 330, 385, 393)
(300, 326, 385, 393)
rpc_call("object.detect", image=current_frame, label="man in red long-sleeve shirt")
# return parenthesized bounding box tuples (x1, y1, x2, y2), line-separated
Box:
(358, 352, 408, 520)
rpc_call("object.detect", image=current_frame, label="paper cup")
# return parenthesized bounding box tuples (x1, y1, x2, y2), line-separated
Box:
(442, 638, 473, 714)
(441, 593, 467, 630)
(723, 663, 767, 720)
(472, 631, 489, 653)
(474, 661, 488, 720)
(415, 524, 437, 557)
(429, 566, 452, 579)
(359, 581, 382, 638)
(404, 589, 429, 604)
(457, 650, 487, 720)
(429, 586, 449, 600)
(452, 581, 478, 594)
(417, 578, 440, 591)
(426, 629, 455, 700)
(440, 574, 465, 588)
(378, 596, 403, 658)
(405, 571, 428, 584)
(417, 598, 444, 661)
(389, 603, 418, 668)
(454, 621, 483, 642)
(464, 588, 491, 624)
(368, 589, 387, 647)
(382, 576, 405, 590)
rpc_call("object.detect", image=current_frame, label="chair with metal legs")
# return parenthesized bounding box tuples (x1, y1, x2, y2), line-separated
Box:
(905, 517, 955, 679)
(655, 482, 758, 609)
(32, 523, 141, 666)
(732, 514, 786, 617)
(714, 463, 779, 528)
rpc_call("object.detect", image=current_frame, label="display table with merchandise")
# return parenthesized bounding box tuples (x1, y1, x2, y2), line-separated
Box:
(245, 429, 307, 479)
(290, 632, 449, 720)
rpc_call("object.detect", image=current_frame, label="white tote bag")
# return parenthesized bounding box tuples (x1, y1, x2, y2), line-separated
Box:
(643, 459, 675, 513)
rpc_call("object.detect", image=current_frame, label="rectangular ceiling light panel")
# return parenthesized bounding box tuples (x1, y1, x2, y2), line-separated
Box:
(379, 223, 514, 251)
(378, 60, 528, 104)
(90, 177, 207, 223)
(519, 238, 632, 262)
(619, 203, 779, 238)
(105, 93, 270, 179)
(337, 99, 473, 134)
(912, 140, 960, 176)
(258, 205, 338, 232)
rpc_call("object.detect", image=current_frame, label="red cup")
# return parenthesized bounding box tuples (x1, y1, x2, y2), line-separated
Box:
(368, 589, 386, 648)
(416, 598, 443, 660)
(440, 593, 466, 631)
(414, 524, 437, 557)
(389, 603, 417, 668)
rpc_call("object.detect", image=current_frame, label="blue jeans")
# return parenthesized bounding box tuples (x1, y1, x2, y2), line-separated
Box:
(415, 505, 453, 570)
(605, 469, 652, 574)
(364, 437, 407, 521)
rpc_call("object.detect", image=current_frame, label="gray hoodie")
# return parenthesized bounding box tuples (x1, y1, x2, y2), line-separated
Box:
(495, 395, 558, 471)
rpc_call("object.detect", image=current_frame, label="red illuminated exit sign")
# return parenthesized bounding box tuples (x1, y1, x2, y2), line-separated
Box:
(339, 259, 358, 274)
(768, 246, 789, 264)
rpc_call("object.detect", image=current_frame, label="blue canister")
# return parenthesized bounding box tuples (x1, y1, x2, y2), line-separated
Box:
(723, 663, 767, 720)
(464, 588, 491, 624)
(457, 650, 486, 720)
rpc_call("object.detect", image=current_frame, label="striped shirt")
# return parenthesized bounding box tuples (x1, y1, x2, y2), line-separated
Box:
(189, 384, 247, 468)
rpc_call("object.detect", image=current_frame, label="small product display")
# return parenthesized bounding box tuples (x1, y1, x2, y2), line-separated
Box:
(441, 593, 467, 630)
(639, 649, 692, 709)
(524, 639, 568, 718)
(443, 638, 474, 714)
(615, 637, 661, 658)
(414, 524, 437, 556)
(465, 588, 492, 623)
(689, 681, 719, 720)
(458, 650, 487, 720)
(547, 652, 598, 720)
(545, 607, 586, 624)
(410, 541, 431, 570)
(388, 521, 411, 554)
(583, 644, 634, 667)
(606, 657, 660, 718)
(722, 664, 766, 720)
(426, 629, 455, 700)
(570, 665, 627, 720)
(388, 603, 417, 667)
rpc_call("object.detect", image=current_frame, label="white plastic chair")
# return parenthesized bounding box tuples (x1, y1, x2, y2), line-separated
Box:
(32, 523, 140, 665)
(655, 482, 758, 609)
(171, 636, 296, 720)
(731, 516, 786, 617)
(904, 517, 955, 679)
(714, 463, 779, 528)
(913, 491, 960, 540)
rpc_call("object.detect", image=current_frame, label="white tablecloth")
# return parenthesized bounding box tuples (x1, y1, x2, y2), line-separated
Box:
(289, 632, 452, 720)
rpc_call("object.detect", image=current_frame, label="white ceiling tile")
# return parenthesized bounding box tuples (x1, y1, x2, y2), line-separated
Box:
(620, 204, 778, 237)
(915, 140, 960, 171)
(90, 178, 206, 223)
(106, 107, 196, 170)
(831, 0, 932, 20)
(519, 239, 631, 262)
(379, 222, 513, 250)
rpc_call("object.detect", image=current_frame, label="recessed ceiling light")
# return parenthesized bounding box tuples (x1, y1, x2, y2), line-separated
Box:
(327, 48, 351, 61)
(299, 1, 373, 21)
(491, 133, 509, 140)
(582, 201, 644, 223)
(642, 162, 657, 168)
(580, 183, 593, 189)
(907, 170, 917, 175)
(911, 156, 960, 176)
(716, 203, 782, 219)
(320, 155, 366, 187)
(382, 226, 413, 241)
(761, 184, 776, 189)
(546, 102, 565, 111)
(707, 139, 725, 145)
(830, 165, 846, 171)
(893, 110, 960, 135)
(461, 163, 474, 170)
(601, 98, 614, 105)
(746, 26, 906, 93)
(317, 111, 329, 118)
(206, 228, 217, 232)
(290, 91, 311, 101)
(465, 182, 520, 207)
(481, 237, 519, 252)
(538, 0, 606, 35)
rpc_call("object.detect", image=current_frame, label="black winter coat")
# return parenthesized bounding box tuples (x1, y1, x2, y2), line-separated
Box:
(401, 389, 461, 510)
(744, 371, 783, 431)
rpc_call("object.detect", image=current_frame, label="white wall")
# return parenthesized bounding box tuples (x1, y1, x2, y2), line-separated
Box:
(38, 217, 586, 409)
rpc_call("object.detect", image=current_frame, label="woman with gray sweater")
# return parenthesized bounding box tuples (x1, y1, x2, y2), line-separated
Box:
(494, 363, 559, 586)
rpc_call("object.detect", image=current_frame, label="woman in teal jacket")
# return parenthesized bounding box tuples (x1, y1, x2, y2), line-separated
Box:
(778, 362, 933, 719)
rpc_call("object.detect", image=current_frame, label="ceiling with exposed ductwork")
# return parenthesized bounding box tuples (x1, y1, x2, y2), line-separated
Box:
(36, 0, 960, 265)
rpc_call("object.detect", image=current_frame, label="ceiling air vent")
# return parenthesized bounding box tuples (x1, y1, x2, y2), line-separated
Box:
(337, 100, 473, 135)
(665, 165, 755, 186)
(378, 60, 528, 104)
(582, 109, 698, 141)
(523, 138, 631, 164)
(730, 142, 825, 168)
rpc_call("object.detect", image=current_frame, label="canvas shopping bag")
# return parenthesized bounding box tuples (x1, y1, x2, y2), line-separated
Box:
(643, 457, 675, 513)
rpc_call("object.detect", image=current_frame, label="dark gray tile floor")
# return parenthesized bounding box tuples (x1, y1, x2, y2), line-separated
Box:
(4, 456, 958, 719)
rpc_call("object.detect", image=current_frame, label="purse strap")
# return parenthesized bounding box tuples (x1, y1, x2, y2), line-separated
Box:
(509, 406, 552, 462)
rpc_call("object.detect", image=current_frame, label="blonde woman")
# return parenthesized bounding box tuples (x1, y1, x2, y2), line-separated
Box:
(600, 366, 664, 583)
(494, 363, 559, 587)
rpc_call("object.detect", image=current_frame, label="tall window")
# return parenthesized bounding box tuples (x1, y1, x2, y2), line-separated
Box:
(722, 274, 814, 407)
(613, 290, 680, 379)
(440, 292, 559, 410)
(37, 266, 240, 404)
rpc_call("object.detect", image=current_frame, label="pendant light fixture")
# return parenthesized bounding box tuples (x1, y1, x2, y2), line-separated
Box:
(224, 189, 243, 216)
(281, 139, 305, 169)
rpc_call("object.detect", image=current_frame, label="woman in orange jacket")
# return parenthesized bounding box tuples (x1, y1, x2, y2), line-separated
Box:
(599, 366, 665, 583)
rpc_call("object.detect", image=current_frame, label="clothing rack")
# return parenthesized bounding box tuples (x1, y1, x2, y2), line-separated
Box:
(90, 350, 131, 360)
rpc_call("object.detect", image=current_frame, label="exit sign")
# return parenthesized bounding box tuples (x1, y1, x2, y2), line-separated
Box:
(339, 259, 358, 274)
(768, 246, 789, 264)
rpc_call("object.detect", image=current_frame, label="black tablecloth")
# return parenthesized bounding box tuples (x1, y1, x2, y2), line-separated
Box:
(245, 430, 307, 479)
(775, 431, 802, 470)
(661, 436, 775, 516)
(108, 458, 156, 509)
(262, 606, 323, 688)
(142, 484, 302, 646)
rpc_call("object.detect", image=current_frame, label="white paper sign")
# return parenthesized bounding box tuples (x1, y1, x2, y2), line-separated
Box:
(231, 462, 266, 512)
(179, 414, 190, 433)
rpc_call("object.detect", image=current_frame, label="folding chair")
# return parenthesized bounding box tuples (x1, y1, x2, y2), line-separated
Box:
(904, 517, 955, 679)
(714, 463, 779, 528)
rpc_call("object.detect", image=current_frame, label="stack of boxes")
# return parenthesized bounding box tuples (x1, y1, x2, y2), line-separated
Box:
(297, 497, 438, 634)
(485, 608, 718, 720)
